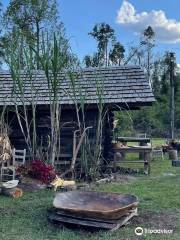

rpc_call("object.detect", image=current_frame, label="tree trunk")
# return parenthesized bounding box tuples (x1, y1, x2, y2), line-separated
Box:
(105, 41, 108, 67)
(36, 20, 40, 70)
(147, 48, 150, 85)
(169, 53, 175, 139)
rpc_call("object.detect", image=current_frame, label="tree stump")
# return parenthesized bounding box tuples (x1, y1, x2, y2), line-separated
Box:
(1, 187, 23, 198)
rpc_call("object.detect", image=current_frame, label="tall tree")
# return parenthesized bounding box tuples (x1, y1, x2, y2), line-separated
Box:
(84, 53, 101, 68)
(3, 0, 59, 69)
(84, 23, 125, 67)
(152, 59, 162, 98)
(125, 26, 155, 82)
(0, 1, 2, 29)
(109, 41, 125, 66)
(0, 1, 3, 66)
(141, 26, 155, 85)
(89, 23, 114, 66)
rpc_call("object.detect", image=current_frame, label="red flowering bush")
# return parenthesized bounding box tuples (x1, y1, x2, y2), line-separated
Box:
(17, 160, 56, 184)
(29, 160, 56, 184)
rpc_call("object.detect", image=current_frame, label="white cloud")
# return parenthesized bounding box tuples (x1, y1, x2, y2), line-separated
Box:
(176, 64, 180, 73)
(117, 1, 180, 43)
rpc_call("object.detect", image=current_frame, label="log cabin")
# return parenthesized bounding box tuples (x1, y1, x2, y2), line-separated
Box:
(0, 66, 155, 169)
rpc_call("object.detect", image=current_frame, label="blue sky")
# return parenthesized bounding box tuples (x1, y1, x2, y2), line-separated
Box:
(59, 0, 180, 62)
(2, 0, 180, 62)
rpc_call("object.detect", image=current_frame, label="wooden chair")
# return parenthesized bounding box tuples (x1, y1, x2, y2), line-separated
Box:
(1, 149, 26, 182)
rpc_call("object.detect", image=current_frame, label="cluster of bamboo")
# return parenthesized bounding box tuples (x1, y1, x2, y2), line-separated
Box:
(5, 33, 106, 180)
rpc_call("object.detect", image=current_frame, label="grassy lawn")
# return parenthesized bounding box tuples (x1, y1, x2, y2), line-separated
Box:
(0, 141, 180, 240)
(151, 138, 166, 146)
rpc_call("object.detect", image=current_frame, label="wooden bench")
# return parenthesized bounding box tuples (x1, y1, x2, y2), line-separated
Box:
(113, 146, 152, 174)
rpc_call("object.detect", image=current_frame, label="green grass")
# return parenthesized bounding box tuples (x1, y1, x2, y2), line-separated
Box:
(126, 138, 166, 147)
(151, 138, 166, 146)
(0, 154, 180, 239)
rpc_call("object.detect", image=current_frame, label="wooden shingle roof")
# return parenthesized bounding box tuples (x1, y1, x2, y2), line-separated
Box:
(0, 66, 155, 108)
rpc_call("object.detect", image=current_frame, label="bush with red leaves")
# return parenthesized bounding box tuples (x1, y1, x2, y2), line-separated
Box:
(29, 160, 56, 184)
(17, 160, 56, 184)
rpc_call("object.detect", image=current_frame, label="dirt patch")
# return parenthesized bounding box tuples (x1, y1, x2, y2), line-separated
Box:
(131, 210, 178, 230)
(18, 182, 46, 192)
(89, 174, 136, 189)
(114, 174, 137, 183)
(18, 177, 46, 192)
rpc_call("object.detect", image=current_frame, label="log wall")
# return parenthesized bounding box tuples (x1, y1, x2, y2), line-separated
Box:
(7, 106, 113, 164)
(102, 110, 115, 163)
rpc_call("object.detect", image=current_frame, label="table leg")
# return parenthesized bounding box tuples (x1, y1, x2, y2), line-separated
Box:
(113, 152, 122, 172)
(144, 152, 150, 174)
(139, 142, 147, 159)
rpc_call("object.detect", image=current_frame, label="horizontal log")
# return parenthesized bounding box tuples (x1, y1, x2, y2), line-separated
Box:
(1, 187, 23, 198)
(55, 161, 71, 165)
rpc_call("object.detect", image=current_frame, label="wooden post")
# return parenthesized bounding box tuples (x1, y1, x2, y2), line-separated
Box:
(103, 110, 114, 164)
(139, 140, 147, 160)
(144, 152, 151, 175)
(169, 52, 175, 139)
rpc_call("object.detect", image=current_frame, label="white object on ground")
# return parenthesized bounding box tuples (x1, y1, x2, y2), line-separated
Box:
(2, 180, 19, 189)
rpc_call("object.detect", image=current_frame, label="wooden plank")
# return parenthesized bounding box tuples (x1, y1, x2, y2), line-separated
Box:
(113, 147, 151, 174)
(47, 211, 117, 229)
(55, 161, 71, 165)
(115, 161, 145, 163)
(116, 137, 150, 143)
(47, 208, 138, 230)
(58, 154, 72, 158)
(52, 208, 119, 224)
(110, 208, 138, 231)
(113, 147, 152, 153)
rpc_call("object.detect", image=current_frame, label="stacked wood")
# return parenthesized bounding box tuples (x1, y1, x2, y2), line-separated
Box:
(1, 187, 23, 198)
(48, 191, 138, 231)
(48, 208, 138, 231)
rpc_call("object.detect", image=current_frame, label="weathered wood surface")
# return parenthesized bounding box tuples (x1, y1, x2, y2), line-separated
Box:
(113, 146, 152, 151)
(1, 187, 23, 198)
(47, 207, 138, 230)
(103, 110, 114, 163)
(113, 147, 152, 174)
(115, 137, 151, 160)
(8, 107, 99, 167)
(0, 67, 155, 107)
(110, 208, 138, 231)
(116, 137, 150, 143)
(53, 191, 138, 220)
(48, 210, 118, 229)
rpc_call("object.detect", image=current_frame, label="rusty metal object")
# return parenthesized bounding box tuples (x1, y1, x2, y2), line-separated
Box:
(53, 191, 138, 220)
